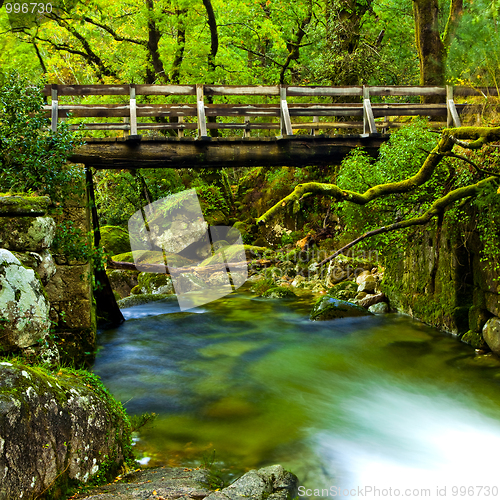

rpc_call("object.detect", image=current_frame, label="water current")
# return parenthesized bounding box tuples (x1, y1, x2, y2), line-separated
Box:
(94, 287, 500, 499)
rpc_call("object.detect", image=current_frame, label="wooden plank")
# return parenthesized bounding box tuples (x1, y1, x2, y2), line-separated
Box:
(368, 86, 446, 96)
(43, 84, 130, 96)
(136, 84, 196, 95)
(51, 86, 58, 132)
(280, 86, 293, 136)
(287, 86, 363, 96)
(204, 85, 280, 96)
(196, 84, 208, 138)
(363, 99, 377, 134)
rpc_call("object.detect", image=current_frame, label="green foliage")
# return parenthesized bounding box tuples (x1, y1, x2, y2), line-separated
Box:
(52, 221, 110, 287)
(250, 278, 274, 296)
(130, 412, 158, 433)
(447, 0, 500, 86)
(336, 119, 450, 249)
(0, 73, 83, 202)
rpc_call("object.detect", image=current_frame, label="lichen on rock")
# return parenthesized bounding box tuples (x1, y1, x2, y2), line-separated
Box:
(0, 362, 132, 499)
(0, 249, 51, 350)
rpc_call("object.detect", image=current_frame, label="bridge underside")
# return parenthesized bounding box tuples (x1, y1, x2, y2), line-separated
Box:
(70, 134, 389, 169)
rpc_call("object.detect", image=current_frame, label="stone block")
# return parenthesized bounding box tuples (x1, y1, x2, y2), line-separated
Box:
(0, 216, 55, 251)
(45, 264, 92, 302)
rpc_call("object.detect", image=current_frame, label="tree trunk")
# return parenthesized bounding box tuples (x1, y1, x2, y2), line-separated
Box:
(412, 0, 446, 92)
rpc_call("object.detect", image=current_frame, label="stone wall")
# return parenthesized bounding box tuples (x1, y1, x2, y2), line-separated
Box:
(382, 214, 500, 352)
(0, 194, 95, 366)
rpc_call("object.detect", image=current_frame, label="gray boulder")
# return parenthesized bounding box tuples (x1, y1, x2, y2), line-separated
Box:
(0, 249, 51, 350)
(310, 296, 372, 321)
(77, 464, 298, 500)
(368, 302, 390, 314)
(205, 465, 298, 500)
(0, 362, 132, 499)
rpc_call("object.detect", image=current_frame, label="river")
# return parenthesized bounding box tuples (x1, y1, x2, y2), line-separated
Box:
(94, 286, 500, 499)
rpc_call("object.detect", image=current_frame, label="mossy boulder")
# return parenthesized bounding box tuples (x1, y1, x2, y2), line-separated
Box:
(310, 296, 372, 321)
(327, 280, 358, 301)
(0, 194, 50, 215)
(136, 272, 174, 295)
(0, 249, 51, 350)
(117, 293, 177, 309)
(112, 251, 195, 268)
(261, 286, 297, 299)
(0, 362, 132, 499)
(0, 216, 55, 252)
(100, 226, 132, 256)
(482, 317, 500, 354)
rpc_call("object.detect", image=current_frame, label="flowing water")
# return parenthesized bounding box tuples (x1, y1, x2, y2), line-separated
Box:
(94, 287, 500, 498)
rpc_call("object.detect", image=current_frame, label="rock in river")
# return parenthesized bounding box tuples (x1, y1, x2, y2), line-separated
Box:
(310, 296, 372, 321)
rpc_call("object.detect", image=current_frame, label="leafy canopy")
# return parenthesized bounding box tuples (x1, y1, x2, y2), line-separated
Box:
(0, 73, 83, 201)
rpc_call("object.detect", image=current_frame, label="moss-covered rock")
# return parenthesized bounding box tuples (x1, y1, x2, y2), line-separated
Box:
(310, 296, 372, 321)
(261, 286, 297, 299)
(482, 317, 500, 354)
(327, 280, 358, 301)
(117, 293, 177, 309)
(0, 362, 132, 499)
(100, 225, 132, 256)
(0, 194, 50, 215)
(137, 272, 174, 295)
(0, 249, 51, 350)
(112, 250, 195, 268)
(0, 216, 55, 252)
(106, 270, 139, 299)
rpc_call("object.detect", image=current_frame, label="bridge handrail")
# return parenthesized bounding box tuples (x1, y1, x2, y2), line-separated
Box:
(42, 84, 500, 137)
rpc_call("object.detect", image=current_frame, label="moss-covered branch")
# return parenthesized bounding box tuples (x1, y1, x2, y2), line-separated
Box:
(256, 127, 500, 226)
(319, 176, 497, 266)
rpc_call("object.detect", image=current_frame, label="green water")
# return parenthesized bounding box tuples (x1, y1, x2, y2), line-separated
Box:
(94, 288, 500, 496)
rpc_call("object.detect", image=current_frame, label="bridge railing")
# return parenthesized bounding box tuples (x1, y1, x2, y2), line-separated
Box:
(42, 84, 498, 138)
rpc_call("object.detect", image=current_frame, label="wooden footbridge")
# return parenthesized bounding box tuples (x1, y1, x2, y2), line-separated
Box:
(42, 84, 496, 169)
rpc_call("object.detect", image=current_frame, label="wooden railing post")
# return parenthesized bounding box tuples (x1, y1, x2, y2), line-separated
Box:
(447, 85, 461, 127)
(196, 84, 208, 138)
(363, 86, 376, 134)
(243, 116, 251, 138)
(51, 85, 58, 133)
(310, 116, 319, 136)
(129, 84, 138, 136)
(279, 85, 293, 137)
(178, 116, 184, 138)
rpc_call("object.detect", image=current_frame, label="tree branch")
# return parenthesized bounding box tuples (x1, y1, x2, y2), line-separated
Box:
(318, 176, 497, 267)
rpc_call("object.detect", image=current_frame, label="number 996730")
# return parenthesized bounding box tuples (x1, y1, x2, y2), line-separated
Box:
(5, 3, 53, 14)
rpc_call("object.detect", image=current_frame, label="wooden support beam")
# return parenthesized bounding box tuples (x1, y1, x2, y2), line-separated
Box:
(280, 86, 293, 137)
(129, 85, 138, 136)
(196, 84, 208, 138)
(178, 116, 184, 138)
(446, 85, 462, 127)
(70, 135, 389, 169)
(363, 87, 376, 134)
(243, 116, 251, 138)
(311, 116, 319, 136)
(51, 85, 58, 133)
